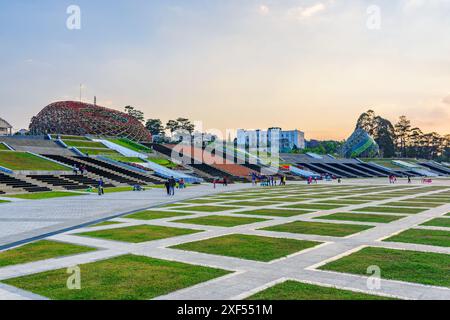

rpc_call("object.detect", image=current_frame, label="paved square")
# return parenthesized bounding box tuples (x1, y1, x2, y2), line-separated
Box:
(1, 180, 450, 300)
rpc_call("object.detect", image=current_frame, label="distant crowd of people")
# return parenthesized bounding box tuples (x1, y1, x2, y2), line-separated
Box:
(72, 164, 87, 175)
(164, 177, 186, 196)
(251, 173, 287, 187)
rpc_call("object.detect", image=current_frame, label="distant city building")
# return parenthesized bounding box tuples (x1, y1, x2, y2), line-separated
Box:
(341, 128, 379, 158)
(237, 127, 305, 152)
(0, 117, 13, 136)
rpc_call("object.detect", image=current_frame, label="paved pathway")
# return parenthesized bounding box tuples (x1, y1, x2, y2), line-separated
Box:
(0, 180, 449, 300)
(0, 184, 253, 249)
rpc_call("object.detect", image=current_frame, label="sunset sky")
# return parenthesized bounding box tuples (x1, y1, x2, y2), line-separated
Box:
(1, 0, 449, 140)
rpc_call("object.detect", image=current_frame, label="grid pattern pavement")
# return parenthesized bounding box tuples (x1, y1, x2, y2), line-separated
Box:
(0, 181, 449, 300)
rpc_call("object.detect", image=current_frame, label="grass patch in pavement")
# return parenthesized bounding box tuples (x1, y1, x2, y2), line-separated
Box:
(352, 206, 425, 214)
(0, 240, 96, 268)
(173, 215, 268, 227)
(383, 229, 450, 248)
(174, 205, 241, 213)
(235, 209, 313, 217)
(126, 210, 192, 220)
(90, 221, 121, 227)
(183, 199, 229, 204)
(0, 200, 10, 204)
(76, 225, 201, 243)
(313, 200, 369, 205)
(315, 212, 405, 224)
(247, 280, 394, 300)
(282, 204, 346, 211)
(421, 218, 450, 228)
(171, 234, 321, 262)
(320, 247, 450, 287)
(262, 221, 373, 237)
(2, 254, 230, 300)
(383, 202, 442, 208)
(228, 201, 280, 207)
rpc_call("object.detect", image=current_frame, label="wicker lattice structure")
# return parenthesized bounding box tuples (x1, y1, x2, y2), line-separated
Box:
(29, 101, 151, 142)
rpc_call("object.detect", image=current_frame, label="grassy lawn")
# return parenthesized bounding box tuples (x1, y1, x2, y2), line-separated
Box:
(407, 198, 448, 203)
(183, 199, 226, 204)
(148, 158, 177, 169)
(283, 204, 345, 211)
(247, 280, 393, 300)
(89, 186, 151, 194)
(384, 229, 450, 247)
(269, 198, 308, 203)
(0, 240, 96, 268)
(352, 206, 425, 214)
(64, 140, 106, 148)
(52, 135, 89, 140)
(320, 247, 450, 287)
(2, 255, 229, 300)
(236, 209, 313, 217)
(421, 218, 450, 228)
(76, 148, 121, 156)
(228, 201, 280, 207)
(315, 212, 405, 224)
(0, 151, 70, 171)
(90, 221, 122, 227)
(0, 143, 9, 150)
(174, 205, 240, 213)
(5, 191, 85, 200)
(126, 210, 192, 220)
(314, 200, 369, 205)
(173, 215, 268, 227)
(77, 225, 201, 243)
(172, 234, 321, 262)
(109, 138, 152, 154)
(106, 156, 147, 163)
(383, 202, 442, 208)
(0, 200, 10, 204)
(262, 221, 373, 237)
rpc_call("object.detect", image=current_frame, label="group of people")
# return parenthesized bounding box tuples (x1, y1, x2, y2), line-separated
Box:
(307, 176, 318, 185)
(388, 175, 398, 184)
(164, 177, 186, 196)
(72, 164, 87, 175)
(251, 173, 287, 187)
(213, 177, 228, 189)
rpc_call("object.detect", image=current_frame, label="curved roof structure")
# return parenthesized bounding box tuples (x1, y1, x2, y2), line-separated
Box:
(29, 101, 151, 142)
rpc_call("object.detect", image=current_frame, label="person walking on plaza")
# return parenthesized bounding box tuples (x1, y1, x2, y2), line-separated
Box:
(179, 178, 185, 189)
(169, 176, 176, 196)
(97, 178, 104, 196)
(223, 176, 228, 187)
(164, 179, 171, 196)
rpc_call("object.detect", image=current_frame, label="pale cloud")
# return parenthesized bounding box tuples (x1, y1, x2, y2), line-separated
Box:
(258, 4, 270, 16)
(442, 95, 450, 105)
(287, 3, 326, 20)
(403, 0, 450, 11)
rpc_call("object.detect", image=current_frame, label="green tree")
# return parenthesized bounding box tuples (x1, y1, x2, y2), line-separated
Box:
(394, 116, 412, 157)
(145, 119, 164, 136)
(124, 106, 145, 122)
(176, 118, 195, 134)
(166, 120, 181, 135)
(374, 117, 396, 157)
